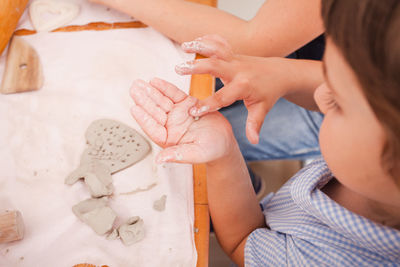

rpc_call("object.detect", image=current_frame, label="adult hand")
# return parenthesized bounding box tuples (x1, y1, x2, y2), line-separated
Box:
(176, 35, 295, 144)
(130, 78, 234, 164)
(87, 0, 127, 11)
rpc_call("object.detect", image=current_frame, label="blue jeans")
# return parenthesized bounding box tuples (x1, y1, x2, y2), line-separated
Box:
(221, 98, 323, 161)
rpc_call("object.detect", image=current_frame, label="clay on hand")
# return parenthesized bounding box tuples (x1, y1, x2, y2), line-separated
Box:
(130, 78, 233, 164)
(65, 119, 151, 198)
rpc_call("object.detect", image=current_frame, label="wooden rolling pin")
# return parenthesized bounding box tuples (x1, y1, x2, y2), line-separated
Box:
(0, 0, 29, 55)
(0, 210, 24, 243)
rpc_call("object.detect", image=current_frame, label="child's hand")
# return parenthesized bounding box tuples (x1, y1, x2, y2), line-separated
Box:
(130, 78, 234, 164)
(176, 35, 294, 144)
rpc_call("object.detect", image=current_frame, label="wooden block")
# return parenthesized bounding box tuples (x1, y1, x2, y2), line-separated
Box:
(0, 0, 29, 55)
(193, 164, 208, 205)
(0, 210, 24, 243)
(0, 36, 44, 94)
(194, 204, 210, 267)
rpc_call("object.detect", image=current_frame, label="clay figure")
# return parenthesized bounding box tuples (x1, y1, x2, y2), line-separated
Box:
(65, 119, 151, 197)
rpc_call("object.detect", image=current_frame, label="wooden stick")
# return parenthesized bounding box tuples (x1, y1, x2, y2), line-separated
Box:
(14, 21, 147, 36)
(0, 210, 24, 243)
(0, 0, 29, 55)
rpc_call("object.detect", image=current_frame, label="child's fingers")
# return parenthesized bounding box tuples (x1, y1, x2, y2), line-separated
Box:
(130, 80, 167, 125)
(165, 96, 198, 146)
(150, 78, 187, 104)
(245, 103, 270, 145)
(167, 95, 198, 125)
(134, 79, 174, 112)
(181, 35, 233, 60)
(130, 104, 167, 146)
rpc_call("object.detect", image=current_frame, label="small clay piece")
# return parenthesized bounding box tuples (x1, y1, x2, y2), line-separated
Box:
(67, 160, 114, 198)
(120, 182, 157, 196)
(0, 210, 24, 243)
(118, 216, 145, 246)
(29, 0, 80, 32)
(0, 36, 43, 94)
(72, 198, 116, 235)
(153, 195, 167, 212)
(106, 228, 119, 240)
(66, 119, 151, 197)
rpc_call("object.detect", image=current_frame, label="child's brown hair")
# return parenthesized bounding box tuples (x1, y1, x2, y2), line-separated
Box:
(322, 0, 400, 185)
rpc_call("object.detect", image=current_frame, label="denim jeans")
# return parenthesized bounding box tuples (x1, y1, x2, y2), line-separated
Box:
(221, 98, 323, 161)
(218, 35, 325, 162)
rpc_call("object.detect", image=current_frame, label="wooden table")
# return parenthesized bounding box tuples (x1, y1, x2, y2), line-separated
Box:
(190, 72, 213, 267)
(186, 1, 216, 266)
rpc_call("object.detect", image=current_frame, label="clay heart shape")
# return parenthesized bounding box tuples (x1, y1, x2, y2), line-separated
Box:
(29, 0, 80, 32)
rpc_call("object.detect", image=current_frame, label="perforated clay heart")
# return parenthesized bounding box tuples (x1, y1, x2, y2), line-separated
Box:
(65, 119, 151, 198)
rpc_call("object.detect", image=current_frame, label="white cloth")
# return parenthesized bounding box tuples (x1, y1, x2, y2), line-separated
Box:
(0, 2, 196, 266)
(17, 0, 136, 31)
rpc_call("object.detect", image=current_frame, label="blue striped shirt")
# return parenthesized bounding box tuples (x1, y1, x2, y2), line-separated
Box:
(245, 158, 400, 266)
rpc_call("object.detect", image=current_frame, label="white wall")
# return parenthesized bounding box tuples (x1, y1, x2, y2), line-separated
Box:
(218, 0, 266, 20)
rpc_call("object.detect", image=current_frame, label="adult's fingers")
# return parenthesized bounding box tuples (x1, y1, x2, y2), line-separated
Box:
(150, 77, 187, 104)
(181, 35, 233, 60)
(130, 80, 168, 125)
(189, 78, 248, 116)
(130, 104, 167, 146)
(175, 58, 233, 81)
(245, 103, 270, 144)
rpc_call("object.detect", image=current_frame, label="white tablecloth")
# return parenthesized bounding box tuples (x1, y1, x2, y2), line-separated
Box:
(0, 1, 196, 266)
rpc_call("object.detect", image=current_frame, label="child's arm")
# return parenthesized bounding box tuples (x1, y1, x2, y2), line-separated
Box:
(89, 0, 323, 57)
(129, 78, 265, 266)
(206, 144, 265, 266)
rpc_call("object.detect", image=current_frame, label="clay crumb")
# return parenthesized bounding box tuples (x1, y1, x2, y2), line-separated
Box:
(20, 256, 24, 261)
(5, 248, 9, 254)
(33, 171, 37, 176)
(153, 195, 167, 211)
(118, 216, 145, 245)
(120, 183, 156, 196)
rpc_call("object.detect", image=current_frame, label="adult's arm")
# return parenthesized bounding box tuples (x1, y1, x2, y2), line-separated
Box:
(90, 0, 324, 56)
